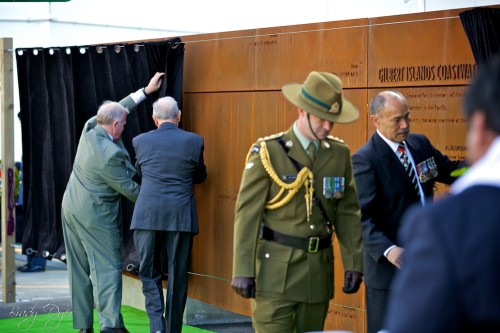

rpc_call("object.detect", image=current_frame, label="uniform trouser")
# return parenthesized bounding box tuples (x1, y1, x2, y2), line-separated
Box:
(251, 293, 329, 333)
(134, 230, 193, 333)
(62, 208, 125, 330)
(366, 286, 390, 333)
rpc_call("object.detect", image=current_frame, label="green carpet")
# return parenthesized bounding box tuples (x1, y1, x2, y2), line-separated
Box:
(0, 305, 213, 332)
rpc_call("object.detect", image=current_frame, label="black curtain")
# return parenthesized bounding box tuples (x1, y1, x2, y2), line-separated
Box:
(16, 37, 184, 270)
(460, 7, 500, 66)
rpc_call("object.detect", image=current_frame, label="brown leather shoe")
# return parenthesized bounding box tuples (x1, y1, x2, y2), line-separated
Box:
(100, 328, 129, 333)
(79, 329, 93, 333)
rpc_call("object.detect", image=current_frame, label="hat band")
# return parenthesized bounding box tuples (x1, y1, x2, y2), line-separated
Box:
(301, 87, 330, 112)
(301, 87, 342, 115)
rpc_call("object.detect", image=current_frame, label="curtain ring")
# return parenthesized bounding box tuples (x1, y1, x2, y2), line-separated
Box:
(66, 47, 71, 55)
(114, 45, 124, 53)
(133, 44, 144, 52)
(171, 41, 180, 49)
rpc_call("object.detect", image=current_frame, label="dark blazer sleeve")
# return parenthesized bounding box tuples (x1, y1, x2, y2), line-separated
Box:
(352, 150, 393, 261)
(132, 136, 142, 179)
(193, 141, 207, 184)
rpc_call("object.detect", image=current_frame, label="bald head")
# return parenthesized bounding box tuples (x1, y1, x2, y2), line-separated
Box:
(370, 91, 410, 143)
(369, 91, 406, 116)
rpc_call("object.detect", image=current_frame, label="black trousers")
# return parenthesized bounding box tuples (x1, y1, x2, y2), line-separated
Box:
(134, 230, 193, 333)
(366, 286, 391, 333)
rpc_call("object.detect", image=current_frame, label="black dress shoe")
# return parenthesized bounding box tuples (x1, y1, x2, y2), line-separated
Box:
(100, 328, 129, 333)
(17, 264, 45, 273)
(79, 329, 94, 333)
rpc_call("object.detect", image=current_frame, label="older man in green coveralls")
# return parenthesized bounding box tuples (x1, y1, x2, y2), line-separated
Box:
(61, 72, 164, 333)
(232, 71, 364, 333)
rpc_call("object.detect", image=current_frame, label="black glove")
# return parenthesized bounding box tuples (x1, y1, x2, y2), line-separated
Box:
(342, 270, 363, 294)
(231, 277, 256, 298)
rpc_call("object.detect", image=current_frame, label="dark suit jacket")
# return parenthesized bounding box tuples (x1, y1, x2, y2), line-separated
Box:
(352, 132, 464, 289)
(130, 122, 207, 233)
(384, 185, 500, 332)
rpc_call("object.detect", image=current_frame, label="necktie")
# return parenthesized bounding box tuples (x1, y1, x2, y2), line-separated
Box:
(397, 143, 420, 199)
(307, 142, 316, 163)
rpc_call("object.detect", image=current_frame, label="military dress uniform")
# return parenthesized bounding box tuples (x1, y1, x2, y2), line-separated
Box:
(233, 126, 363, 332)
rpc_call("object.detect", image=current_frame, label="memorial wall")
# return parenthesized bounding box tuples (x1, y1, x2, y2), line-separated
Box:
(177, 6, 483, 332)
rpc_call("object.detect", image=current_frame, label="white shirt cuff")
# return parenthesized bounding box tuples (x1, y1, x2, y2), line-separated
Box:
(130, 88, 147, 104)
(384, 245, 396, 257)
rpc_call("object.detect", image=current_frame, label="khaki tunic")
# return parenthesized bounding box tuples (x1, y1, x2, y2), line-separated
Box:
(233, 126, 363, 303)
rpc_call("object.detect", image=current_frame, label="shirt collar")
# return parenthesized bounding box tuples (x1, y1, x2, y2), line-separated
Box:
(293, 121, 318, 151)
(452, 136, 500, 193)
(377, 129, 402, 153)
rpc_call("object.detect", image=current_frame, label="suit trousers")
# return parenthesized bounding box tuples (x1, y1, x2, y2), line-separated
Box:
(366, 286, 391, 333)
(61, 208, 124, 330)
(134, 229, 193, 333)
(251, 293, 329, 333)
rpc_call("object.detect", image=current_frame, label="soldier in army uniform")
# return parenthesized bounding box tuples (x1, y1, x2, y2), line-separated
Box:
(231, 71, 364, 333)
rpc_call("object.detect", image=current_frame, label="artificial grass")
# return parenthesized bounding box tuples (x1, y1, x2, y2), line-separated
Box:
(0, 304, 213, 332)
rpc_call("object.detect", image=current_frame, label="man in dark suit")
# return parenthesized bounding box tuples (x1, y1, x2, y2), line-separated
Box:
(351, 90, 465, 333)
(131, 96, 207, 333)
(232, 71, 364, 333)
(61, 72, 164, 333)
(383, 55, 500, 333)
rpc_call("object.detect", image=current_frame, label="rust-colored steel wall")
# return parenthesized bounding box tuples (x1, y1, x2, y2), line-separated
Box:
(179, 7, 482, 332)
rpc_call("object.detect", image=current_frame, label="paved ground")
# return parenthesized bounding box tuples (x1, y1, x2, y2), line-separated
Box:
(0, 248, 70, 303)
(0, 245, 254, 332)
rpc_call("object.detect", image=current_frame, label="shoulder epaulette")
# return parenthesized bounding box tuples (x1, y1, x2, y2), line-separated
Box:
(252, 132, 284, 154)
(257, 132, 284, 142)
(326, 135, 345, 143)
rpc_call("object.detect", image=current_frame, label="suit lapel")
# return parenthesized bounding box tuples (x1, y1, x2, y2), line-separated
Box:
(315, 141, 336, 173)
(405, 135, 424, 165)
(373, 133, 396, 167)
(373, 133, 412, 185)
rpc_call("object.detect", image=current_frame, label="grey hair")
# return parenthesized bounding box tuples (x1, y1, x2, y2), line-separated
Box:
(369, 91, 405, 116)
(96, 101, 129, 125)
(153, 96, 179, 120)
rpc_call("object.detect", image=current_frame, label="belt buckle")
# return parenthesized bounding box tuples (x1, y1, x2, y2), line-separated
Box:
(308, 237, 320, 253)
